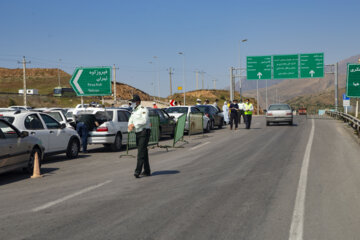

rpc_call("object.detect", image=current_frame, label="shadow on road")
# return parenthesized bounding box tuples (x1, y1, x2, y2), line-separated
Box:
(44, 154, 91, 164)
(0, 167, 59, 186)
(151, 170, 180, 176)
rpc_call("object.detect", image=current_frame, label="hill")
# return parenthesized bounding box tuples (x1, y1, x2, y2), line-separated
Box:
(0, 67, 152, 107)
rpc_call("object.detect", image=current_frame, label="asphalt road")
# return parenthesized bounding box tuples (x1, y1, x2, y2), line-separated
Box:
(1, 116, 360, 240)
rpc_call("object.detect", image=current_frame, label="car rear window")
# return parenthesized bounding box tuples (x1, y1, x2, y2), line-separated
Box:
(46, 112, 63, 122)
(269, 105, 291, 110)
(165, 107, 188, 114)
(95, 111, 113, 122)
(0, 116, 15, 124)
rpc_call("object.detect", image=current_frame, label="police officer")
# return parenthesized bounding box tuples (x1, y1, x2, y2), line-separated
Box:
(238, 99, 245, 124)
(229, 99, 239, 130)
(128, 94, 151, 178)
(244, 98, 254, 129)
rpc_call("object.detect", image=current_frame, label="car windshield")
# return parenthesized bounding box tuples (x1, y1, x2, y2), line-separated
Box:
(165, 107, 188, 114)
(0, 116, 15, 124)
(269, 105, 291, 110)
(66, 111, 73, 118)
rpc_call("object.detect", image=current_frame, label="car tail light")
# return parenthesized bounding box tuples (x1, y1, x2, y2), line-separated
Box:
(267, 113, 273, 116)
(96, 127, 108, 132)
(286, 113, 292, 115)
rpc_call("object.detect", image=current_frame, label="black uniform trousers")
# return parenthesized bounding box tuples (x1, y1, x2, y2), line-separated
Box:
(245, 114, 252, 129)
(135, 129, 151, 175)
(230, 112, 238, 129)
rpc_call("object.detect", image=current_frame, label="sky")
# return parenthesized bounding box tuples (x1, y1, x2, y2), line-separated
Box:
(0, 0, 359, 97)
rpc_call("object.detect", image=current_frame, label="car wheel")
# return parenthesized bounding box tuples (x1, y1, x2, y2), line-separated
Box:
(210, 120, 215, 130)
(66, 138, 80, 159)
(218, 118, 223, 129)
(111, 133, 122, 152)
(25, 147, 42, 174)
(289, 121, 293, 126)
(266, 121, 270, 126)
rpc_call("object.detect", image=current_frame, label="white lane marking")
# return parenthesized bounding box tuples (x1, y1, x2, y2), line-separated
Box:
(32, 180, 112, 212)
(289, 119, 315, 240)
(190, 141, 210, 150)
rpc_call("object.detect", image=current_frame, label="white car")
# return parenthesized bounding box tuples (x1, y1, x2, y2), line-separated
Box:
(75, 108, 130, 151)
(0, 111, 80, 159)
(165, 106, 211, 132)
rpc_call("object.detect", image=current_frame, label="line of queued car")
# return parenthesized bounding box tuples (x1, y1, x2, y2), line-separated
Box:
(0, 103, 225, 175)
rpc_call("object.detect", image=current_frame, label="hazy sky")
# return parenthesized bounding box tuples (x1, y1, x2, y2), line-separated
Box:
(1, 0, 359, 97)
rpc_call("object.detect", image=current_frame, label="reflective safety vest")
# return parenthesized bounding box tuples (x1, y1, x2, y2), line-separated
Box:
(244, 103, 253, 115)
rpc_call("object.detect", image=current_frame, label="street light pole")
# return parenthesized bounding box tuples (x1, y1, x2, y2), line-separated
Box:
(178, 52, 186, 105)
(239, 39, 247, 99)
(57, 59, 62, 87)
(153, 56, 160, 100)
(149, 61, 156, 101)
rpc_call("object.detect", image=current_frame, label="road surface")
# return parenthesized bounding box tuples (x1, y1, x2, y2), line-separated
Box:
(1, 116, 360, 240)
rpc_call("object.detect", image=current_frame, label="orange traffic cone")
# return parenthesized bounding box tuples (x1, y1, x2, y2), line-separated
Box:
(31, 151, 42, 179)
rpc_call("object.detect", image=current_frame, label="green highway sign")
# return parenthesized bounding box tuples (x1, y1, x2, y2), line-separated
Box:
(346, 64, 360, 98)
(246, 56, 272, 80)
(70, 67, 112, 96)
(246, 52, 324, 80)
(273, 54, 299, 79)
(300, 53, 324, 78)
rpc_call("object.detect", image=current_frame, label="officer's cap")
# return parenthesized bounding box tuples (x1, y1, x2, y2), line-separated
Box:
(130, 94, 141, 102)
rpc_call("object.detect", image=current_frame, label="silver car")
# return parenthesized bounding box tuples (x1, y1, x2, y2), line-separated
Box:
(0, 119, 44, 174)
(266, 104, 293, 126)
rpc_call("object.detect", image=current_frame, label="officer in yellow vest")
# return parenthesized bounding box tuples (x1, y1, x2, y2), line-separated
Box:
(244, 99, 254, 129)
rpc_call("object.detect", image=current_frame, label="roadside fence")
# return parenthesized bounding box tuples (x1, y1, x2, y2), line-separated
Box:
(326, 111, 360, 137)
(173, 113, 187, 147)
(189, 112, 203, 136)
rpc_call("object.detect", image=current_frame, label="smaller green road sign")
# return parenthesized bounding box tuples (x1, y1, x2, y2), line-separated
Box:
(300, 53, 324, 78)
(273, 54, 299, 79)
(346, 64, 360, 97)
(246, 56, 272, 80)
(70, 67, 112, 96)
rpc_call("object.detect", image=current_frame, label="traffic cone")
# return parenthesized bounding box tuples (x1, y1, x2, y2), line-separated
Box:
(31, 151, 42, 179)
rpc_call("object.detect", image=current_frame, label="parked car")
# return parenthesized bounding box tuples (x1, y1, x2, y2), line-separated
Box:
(75, 108, 130, 151)
(196, 105, 224, 129)
(148, 108, 176, 138)
(266, 104, 293, 126)
(0, 111, 80, 159)
(165, 106, 210, 132)
(0, 119, 45, 174)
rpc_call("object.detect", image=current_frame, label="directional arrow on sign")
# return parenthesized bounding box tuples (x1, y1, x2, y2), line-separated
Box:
(309, 70, 315, 77)
(354, 82, 360, 87)
(170, 99, 175, 106)
(73, 69, 84, 94)
(257, 72, 263, 79)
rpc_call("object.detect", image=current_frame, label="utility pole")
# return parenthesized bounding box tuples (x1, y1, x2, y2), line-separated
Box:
(113, 64, 119, 103)
(168, 68, 173, 96)
(230, 67, 234, 101)
(212, 79, 218, 89)
(257, 80, 259, 115)
(178, 52, 186, 105)
(195, 71, 199, 90)
(18, 56, 31, 107)
(57, 59, 62, 87)
(200, 71, 205, 89)
(335, 62, 338, 111)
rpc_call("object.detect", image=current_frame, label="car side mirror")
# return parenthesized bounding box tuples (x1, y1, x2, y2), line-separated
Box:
(60, 123, 66, 129)
(20, 131, 29, 138)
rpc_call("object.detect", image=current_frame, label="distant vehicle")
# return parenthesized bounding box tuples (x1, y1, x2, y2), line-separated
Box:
(298, 107, 307, 115)
(266, 104, 293, 126)
(0, 111, 80, 159)
(0, 119, 45, 174)
(9, 106, 32, 111)
(148, 108, 176, 138)
(196, 105, 224, 129)
(53, 87, 76, 97)
(165, 106, 211, 132)
(75, 108, 131, 151)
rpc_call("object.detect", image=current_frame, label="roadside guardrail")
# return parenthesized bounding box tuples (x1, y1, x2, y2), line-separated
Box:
(326, 111, 360, 138)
